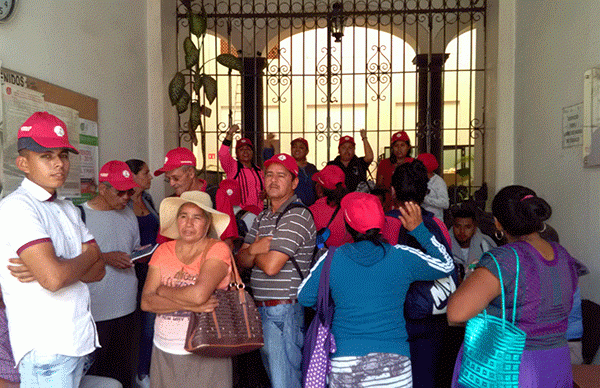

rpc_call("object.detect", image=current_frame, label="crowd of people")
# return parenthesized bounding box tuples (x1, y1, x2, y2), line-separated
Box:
(0, 112, 585, 388)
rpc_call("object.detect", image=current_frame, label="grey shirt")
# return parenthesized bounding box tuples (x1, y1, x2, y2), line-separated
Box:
(244, 195, 317, 300)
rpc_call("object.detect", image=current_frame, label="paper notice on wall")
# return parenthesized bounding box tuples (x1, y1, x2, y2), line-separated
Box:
(78, 119, 99, 200)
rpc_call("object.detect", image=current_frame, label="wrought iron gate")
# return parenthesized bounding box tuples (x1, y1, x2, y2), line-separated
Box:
(175, 0, 487, 200)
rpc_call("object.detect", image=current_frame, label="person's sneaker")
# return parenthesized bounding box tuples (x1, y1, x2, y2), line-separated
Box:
(135, 374, 150, 388)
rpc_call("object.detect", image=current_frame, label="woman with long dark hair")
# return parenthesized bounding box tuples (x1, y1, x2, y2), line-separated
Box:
(448, 185, 583, 387)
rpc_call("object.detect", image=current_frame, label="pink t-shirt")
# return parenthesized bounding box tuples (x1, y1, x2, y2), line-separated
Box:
(309, 197, 352, 248)
(149, 239, 232, 354)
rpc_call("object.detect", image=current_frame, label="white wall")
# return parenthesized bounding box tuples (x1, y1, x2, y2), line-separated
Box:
(513, 1, 600, 302)
(0, 0, 148, 164)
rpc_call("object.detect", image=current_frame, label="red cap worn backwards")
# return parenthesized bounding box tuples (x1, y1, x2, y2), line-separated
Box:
(18, 111, 79, 154)
(312, 165, 345, 190)
(264, 153, 299, 177)
(154, 147, 197, 176)
(99, 161, 140, 191)
(341, 192, 385, 234)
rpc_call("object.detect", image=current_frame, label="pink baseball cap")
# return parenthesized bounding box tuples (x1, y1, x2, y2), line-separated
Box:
(154, 147, 197, 176)
(17, 112, 79, 154)
(417, 153, 439, 173)
(312, 165, 346, 190)
(236, 138, 254, 151)
(339, 135, 355, 147)
(264, 153, 299, 177)
(291, 137, 309, 150)
(341, 192, 385, 234)
(99, 161, 140, 191)
(391, 131, 410, 144)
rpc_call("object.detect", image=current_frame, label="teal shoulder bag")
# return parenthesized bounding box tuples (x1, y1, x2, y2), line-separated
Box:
(458, 247, 526, 388)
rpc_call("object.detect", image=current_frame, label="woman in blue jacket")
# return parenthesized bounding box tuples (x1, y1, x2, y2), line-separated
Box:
(297, 193, 454, 387)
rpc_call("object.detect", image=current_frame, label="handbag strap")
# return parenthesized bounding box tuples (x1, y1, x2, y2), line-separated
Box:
(201, 238, 244, 286)
(484, 246, 520, 327)
(316, 247, 337, 324)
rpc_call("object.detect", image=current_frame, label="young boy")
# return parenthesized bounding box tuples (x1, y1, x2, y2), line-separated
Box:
(0, 111, 104, 387)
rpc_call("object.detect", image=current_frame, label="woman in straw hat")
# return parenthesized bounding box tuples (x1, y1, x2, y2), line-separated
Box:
(141, 191, 233, 388)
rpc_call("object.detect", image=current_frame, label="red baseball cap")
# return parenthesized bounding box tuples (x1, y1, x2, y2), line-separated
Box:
(218, 179, 242, 206)
(291, 137, 309, 150)
(341, 192, 385, 234)
(99, 161, 140, 191)
(312, 165, 346, 190)
(391, 131, 410, 145)
(17, 111, 79, 154)
(154, 147, 197, 176)
(264, 153, 299, 177)
(339, 135, 355, 147)
(236, 138, 254, 151)
(417, 153, 439, 173)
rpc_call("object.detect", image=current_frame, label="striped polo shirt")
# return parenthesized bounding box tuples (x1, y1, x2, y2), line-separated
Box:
(245, 195, 316, 301)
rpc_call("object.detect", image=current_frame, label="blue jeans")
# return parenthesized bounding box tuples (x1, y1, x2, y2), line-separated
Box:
(19, 350, 89, 388)
(259, 303, 304, 388)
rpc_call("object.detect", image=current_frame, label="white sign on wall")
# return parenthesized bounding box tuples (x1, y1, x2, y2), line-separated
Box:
(562, 103, 583, 148)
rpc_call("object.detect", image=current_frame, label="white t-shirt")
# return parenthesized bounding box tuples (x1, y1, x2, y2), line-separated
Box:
(0, 178, 99, 364)
(82, 203, 140, 322)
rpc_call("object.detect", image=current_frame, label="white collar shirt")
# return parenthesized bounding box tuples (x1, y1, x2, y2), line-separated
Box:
(0, 178, 99, 364)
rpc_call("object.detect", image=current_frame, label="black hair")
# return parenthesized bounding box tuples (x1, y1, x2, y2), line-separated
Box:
(451, 207, 477, 222)
(491, 185, 552, 237)
(125, 159, 146, 175)
(344, 221, 386, 249)
(391, 159, 428, 204)
(323, 183, 350, 207)
(389, 140, 412, 164)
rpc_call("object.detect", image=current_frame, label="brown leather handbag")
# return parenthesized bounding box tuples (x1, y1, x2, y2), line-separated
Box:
(184, 248, 264, 357)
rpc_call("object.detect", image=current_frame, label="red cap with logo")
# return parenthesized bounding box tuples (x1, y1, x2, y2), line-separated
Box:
(154, 147, 197, 176)
(417, 153, 439, 173)
(99, 161, 140, 191)
(236, 138, 254, 151)
(339, 135, 355, 147)
(291, 137, 309, 150)
(17, 111, 79, 154)
(312, 165, 345, 190)
(264, 153, 299, 177)
(391, 131, 410, 145)
(341, 192, 385, 234)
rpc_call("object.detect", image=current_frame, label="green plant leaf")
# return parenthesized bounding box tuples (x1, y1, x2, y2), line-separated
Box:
(456, 167, 471, 177)
(189, 12, 207, 37)
(202, 75, 217, 104)
(168, 72, 186, 106)
(190, 101, 201, 133)
(216, 54, 243, 72)
(193, 73, 203, 94)
(176, 90, 191, 114)
(184, 37, 199, 69)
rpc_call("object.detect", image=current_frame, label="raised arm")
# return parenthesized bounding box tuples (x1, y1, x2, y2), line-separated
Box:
(219, 124, 240, 176)
(360, 129, 374, 164)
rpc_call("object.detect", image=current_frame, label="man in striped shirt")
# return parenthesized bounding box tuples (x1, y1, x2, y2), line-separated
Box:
(237, 153, 316, 388)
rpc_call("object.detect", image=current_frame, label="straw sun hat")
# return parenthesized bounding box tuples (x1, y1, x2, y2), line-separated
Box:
(159, 191, 230, 240)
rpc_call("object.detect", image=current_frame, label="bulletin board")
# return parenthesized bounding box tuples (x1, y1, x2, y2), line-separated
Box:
(0, 65, 99, 199)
